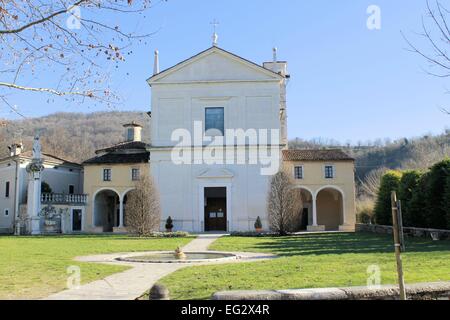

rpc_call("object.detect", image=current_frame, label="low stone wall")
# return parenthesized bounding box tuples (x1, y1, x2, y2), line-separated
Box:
(356, 223, 450, 240)
(212, 282, 450, 300)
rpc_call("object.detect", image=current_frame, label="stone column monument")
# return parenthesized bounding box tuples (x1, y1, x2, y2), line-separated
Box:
(26, 135, 45, 235)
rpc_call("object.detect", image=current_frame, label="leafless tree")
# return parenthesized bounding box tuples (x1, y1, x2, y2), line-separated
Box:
(402, 0, 450, 114)
(267, 171, 302, 236)
(0, 0, 157, 117)
(358, 167, 387, 199)
(125, 175, 161, 236)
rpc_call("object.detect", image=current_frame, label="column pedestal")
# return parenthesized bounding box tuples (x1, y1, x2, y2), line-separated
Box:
(339, 224, 355, 232)
(30, 217, 42, 235)
(307, 225, 326, 232)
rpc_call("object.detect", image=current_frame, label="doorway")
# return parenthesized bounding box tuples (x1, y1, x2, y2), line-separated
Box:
(204, 187, 227, 232)
(72, 209, 82, 232)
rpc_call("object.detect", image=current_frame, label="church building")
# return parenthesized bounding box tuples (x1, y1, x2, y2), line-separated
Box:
(147, 42, 356, 233)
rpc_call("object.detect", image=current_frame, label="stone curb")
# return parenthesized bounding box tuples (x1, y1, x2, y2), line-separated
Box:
(212, 281, 450, 300)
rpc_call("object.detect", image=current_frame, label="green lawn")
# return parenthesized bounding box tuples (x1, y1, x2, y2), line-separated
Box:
(0, 235, 192, 299)
(160, 233, 450, 300)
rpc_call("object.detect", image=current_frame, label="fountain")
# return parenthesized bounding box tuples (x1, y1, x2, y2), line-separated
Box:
(174, 247, 187, 259)
(117, 249, 238, 264)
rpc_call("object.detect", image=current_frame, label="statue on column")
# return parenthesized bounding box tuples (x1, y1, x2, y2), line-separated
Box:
(32, 135, 42, 160)
(26, 133, 45, 235)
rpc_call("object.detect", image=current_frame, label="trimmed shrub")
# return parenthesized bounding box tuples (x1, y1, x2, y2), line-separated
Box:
(444, 174, 450, 229)
(406, 172, 429, 228)
(398, 170, 423, 227)
(41, 181, 52, 193)
(424, 159, 450, 229)
(254, 216, 263, 230)
(165, 216, 174, 231)
(146, 231, 189, 238)
(374, 170, 402, 225)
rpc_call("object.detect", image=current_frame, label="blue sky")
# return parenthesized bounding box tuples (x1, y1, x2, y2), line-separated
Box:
(3, 0, 449, 143)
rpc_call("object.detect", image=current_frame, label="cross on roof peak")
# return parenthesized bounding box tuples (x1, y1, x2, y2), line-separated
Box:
(210, 19, 219, 46)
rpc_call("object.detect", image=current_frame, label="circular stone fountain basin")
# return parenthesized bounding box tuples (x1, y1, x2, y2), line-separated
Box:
(117, 252, 238, 264)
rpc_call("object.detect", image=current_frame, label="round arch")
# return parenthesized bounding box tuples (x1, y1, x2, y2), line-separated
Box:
(292, 186, 315, 231)
(120, 187, 136, 228)
(120, 187, 136, 202)
(315, 185, 345, 231)
(93, 188, 121, 232)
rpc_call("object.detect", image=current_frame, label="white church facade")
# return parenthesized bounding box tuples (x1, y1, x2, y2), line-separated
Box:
(146, 45, 355, 232)
(0, 45, 356, 235)
(147, 46, 289, 232)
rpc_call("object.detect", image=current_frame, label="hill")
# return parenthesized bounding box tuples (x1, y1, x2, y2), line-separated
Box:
(1, 112, 448, 177)
(0, 112, 150, 162)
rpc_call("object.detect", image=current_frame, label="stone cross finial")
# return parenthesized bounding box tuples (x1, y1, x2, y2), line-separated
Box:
(210, 19, 219, 46)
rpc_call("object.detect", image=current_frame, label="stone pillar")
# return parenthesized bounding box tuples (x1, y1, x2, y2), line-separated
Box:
(312, 197, 317, 226)
(119, 199, 124, 228)
(26, 135, 45, 235)
(307, 194, 325, 232)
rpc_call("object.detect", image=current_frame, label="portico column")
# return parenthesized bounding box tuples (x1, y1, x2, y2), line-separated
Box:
(119, 198, 124, 228)
(312, 194, 318, 227)
(307, 193, 325, 232)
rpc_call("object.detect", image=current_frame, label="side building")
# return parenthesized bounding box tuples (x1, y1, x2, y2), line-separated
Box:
(0, 143, 84, 234)
(282, 149, 356, 232)
(82, 123, 150, 233)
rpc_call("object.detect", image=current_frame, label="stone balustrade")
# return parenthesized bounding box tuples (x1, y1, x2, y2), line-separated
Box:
(41, 193, 88, 205)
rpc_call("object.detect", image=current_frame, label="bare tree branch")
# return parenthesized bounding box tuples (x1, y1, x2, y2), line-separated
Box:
(403, 0, 450, 114)
(0, 0, 155, 111)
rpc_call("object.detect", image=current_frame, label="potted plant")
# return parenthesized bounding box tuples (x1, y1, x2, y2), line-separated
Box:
(254, 216, 263, 233)
(165, 216, 174, 233)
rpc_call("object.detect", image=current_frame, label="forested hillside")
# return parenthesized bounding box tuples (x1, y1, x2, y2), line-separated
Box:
(0, 112, 448, 177)
(0, 112, 150, 162)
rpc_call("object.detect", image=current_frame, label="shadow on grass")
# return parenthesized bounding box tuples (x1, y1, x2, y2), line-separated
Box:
(236, 232, 450, 257)
(0, 234, 194, 241)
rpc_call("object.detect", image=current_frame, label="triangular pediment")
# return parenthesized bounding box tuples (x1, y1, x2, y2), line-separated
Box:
(197, 168, 234, 179)
(148, 47, 282, 84)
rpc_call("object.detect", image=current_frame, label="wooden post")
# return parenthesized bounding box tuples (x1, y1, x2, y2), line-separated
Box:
(391, 191, 407, 300)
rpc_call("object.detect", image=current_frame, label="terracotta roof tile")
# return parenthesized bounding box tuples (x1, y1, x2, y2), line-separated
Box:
(283, 149, 354, 162)
(95, 141, 149, 154)
(83, 152, 150, 165)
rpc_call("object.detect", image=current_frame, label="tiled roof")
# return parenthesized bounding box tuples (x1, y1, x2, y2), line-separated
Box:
(83, 152, 150, 165)
(95, 141, 149, 154)
(283, 149, 354, 162)
(0, 150, 80, 166)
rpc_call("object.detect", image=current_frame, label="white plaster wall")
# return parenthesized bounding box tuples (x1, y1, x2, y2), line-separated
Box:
(151, 149, 278, 232)
(41, 166, 82, 194)
(0, 163, 16, 231)
(149, 48, 283, 232)
(159, 51, 276, 82)
(151, 81, 281, 147)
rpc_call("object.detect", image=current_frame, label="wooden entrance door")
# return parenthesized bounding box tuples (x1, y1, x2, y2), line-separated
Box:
(205, 197, 227, 231)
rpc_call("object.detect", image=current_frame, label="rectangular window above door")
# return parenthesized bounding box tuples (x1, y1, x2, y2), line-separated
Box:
(205, 107, 224, 136)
